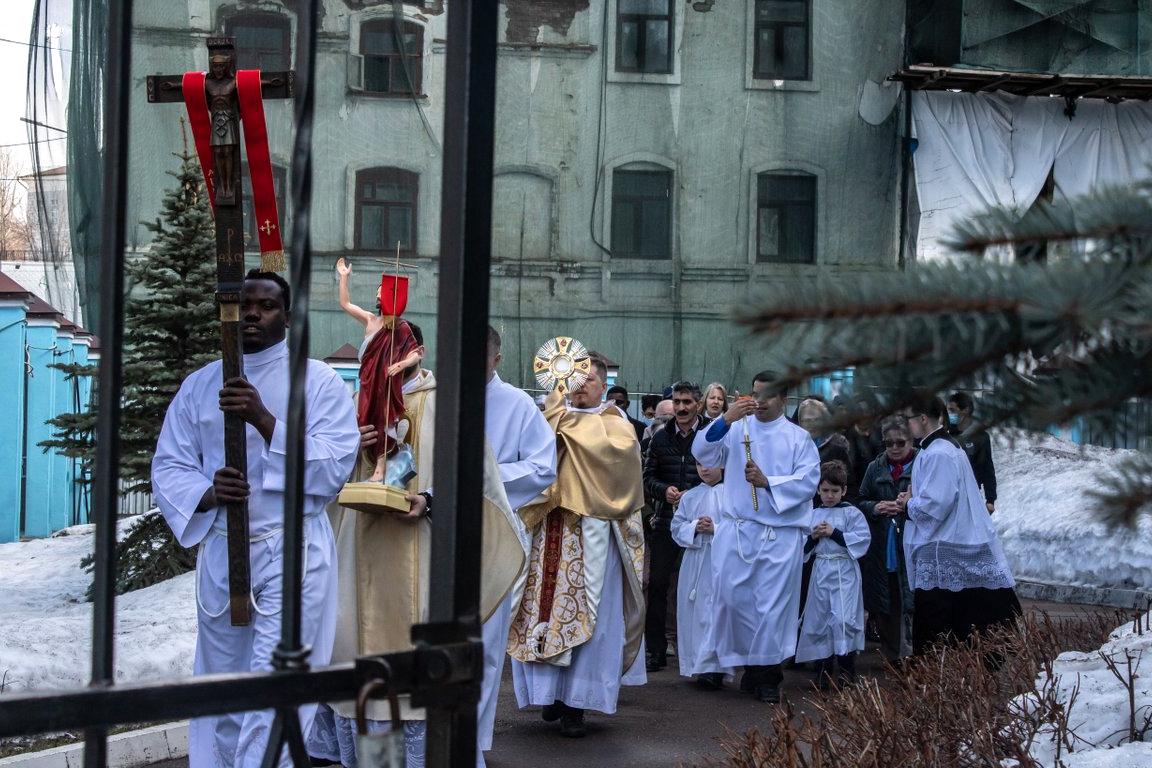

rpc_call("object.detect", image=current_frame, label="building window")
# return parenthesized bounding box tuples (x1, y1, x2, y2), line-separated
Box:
(616, 0, 673, 74)
(757, 172, 815, 263)
(224, 12, 291, 71)
(360, 20, 423, 95)
(611, 169, 671, 259)
(242, 163, 288, 252)
(356, 168, 418, 253)
(752, 0, 810, 80)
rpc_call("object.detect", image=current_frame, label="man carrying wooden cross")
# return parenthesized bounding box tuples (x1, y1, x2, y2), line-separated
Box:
(149, 38, 359, 768)
(153, 271, 359, 767)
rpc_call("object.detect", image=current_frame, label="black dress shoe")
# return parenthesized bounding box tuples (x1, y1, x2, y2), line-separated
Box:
(755, 683, 781, 703)
(559, 707, 586, 738)
(696, 672, 724, 690)
(646, 654, 667, 673)
(541, 701, 563, 722)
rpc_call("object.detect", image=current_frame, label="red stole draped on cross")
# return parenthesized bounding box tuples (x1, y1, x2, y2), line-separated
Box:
(181, 69, 285, 272)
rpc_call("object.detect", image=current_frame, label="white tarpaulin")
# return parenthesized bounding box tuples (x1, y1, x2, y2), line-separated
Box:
(911, 90, 1152, 261)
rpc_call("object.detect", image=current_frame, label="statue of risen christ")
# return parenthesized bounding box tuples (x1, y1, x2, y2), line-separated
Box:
(335, 257, 423, 482)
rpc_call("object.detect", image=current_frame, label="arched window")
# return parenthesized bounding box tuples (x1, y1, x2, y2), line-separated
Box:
(224, 12, 292, 71)
(360, 19, 423, 95)
(355, 167, 418, 253)
(756, 171, 816, 263)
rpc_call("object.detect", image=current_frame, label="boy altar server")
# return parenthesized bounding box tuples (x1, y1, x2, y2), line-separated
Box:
(796, 461, 871, 687)
(670, 463, 733, 689)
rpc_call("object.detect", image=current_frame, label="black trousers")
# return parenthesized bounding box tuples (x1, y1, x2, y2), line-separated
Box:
(645, 527, 683, 659)
(912, 586, 1022, 656)
(744, 664, 784, 687)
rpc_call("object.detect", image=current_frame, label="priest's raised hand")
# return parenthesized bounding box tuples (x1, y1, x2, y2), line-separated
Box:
(725, 397, 757, 424)
(218, 376, 276, 442)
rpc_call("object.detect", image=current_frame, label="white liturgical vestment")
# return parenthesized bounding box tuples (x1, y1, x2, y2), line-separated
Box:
(670, 482, 733, 678)
(478, 373, 556, 761)
(692, 414, 820, 667)
(152, 341, 359, 768)
(904, 428, 1015, 592)
(796, 502, 871, 662)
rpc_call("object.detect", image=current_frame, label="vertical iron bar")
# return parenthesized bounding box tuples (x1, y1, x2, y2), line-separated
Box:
(259, 3, 319, 766)
(277, 0, 318, 664)
(85, 0, 133, 766)
(897, 86, 913, 271)
(427, 0, 500, 764)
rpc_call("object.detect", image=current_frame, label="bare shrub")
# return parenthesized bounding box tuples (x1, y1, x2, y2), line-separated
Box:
(708, 608, 1127, 768)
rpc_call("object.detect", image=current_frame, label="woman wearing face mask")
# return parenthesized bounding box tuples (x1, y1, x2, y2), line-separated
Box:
(701, 383, 729, 420)
(947, 392, 997, 514)
(856, 418, 917, 661)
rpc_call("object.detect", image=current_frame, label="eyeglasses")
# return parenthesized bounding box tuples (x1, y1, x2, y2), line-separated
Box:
(883, 439, 908, 448)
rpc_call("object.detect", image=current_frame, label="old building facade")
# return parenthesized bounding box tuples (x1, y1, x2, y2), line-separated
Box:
(127, 0, 905, 390)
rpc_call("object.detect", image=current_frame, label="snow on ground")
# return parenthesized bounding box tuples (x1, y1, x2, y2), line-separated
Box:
(0, 517, 197, 694)
(992, 431, 1152, 592)
(0, 430, 1147, 698)
(1012, 613, 1152, 767)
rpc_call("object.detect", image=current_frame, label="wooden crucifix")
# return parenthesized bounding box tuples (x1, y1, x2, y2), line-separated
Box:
(147, 37, 294, 626)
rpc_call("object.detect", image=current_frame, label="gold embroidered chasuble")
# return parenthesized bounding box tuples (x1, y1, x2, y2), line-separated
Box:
(509, 390, 646, 671)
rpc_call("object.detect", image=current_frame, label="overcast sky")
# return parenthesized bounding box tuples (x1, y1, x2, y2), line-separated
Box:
(1, 0, 47, 175)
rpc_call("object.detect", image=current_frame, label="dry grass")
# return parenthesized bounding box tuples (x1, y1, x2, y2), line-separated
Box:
(708, 608, 1132, 768)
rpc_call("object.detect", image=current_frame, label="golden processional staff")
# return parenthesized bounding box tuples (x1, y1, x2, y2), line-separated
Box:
(736, 394, 760, 512)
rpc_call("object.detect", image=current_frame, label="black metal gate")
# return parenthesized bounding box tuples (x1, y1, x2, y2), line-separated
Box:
(0, 0, 498, 765)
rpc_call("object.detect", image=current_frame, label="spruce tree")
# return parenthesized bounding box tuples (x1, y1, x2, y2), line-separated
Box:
(42, 121, 217, 595)
(740, 177, 1152, 525)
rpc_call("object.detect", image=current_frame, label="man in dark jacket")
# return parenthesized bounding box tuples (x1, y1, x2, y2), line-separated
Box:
(947, 392, 997, 514)
(641, 380, 709, 672)
(857, 418, 916, 660)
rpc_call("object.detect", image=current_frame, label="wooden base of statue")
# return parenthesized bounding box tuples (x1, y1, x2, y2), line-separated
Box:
(338, 481, 410, 515)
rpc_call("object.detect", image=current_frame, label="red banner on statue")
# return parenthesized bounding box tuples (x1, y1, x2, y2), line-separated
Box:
(379, 274, 410, 317)
(181, 69, 285, 272)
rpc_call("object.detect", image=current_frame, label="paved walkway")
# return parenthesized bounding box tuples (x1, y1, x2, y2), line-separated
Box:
(152, 599, 1103, 767)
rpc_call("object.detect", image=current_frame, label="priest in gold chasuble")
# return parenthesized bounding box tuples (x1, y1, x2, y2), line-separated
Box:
(509, 352, 647, 738)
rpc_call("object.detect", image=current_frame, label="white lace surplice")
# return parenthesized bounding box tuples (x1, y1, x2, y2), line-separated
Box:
(903, 432, 1015, 592)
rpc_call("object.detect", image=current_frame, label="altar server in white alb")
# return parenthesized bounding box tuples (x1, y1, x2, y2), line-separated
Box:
(796, 461, 871, 687)
(897, 395, 1020, 656)
(152, 271, 360, 768)
(670, 462, 733, 689)
(481, 326, 557, 763)
(691, 371, 820, 704)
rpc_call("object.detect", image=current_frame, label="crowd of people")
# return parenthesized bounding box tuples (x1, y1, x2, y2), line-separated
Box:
(150, 269, 1020, 768)
(621, 381, 1007, 676)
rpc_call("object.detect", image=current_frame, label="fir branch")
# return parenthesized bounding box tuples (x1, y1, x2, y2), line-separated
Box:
(1086, 454, 1152, 529)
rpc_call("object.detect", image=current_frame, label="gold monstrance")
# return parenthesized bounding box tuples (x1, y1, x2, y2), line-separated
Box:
(533, 336, 593, 395)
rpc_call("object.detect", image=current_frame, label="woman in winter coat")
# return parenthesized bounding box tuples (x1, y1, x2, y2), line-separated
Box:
(857, 418, 917, 661)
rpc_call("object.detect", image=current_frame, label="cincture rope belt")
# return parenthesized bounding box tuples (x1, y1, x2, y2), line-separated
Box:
(687, 533, 713, 602)
(723, 512, 776, 565)
(196, 513, 321, 618)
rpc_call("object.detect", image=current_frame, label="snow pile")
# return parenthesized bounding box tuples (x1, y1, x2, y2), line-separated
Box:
(1011, 613, 1152, 767)
(0, 518, 197, 694)
(992, 432, 1152, 591)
